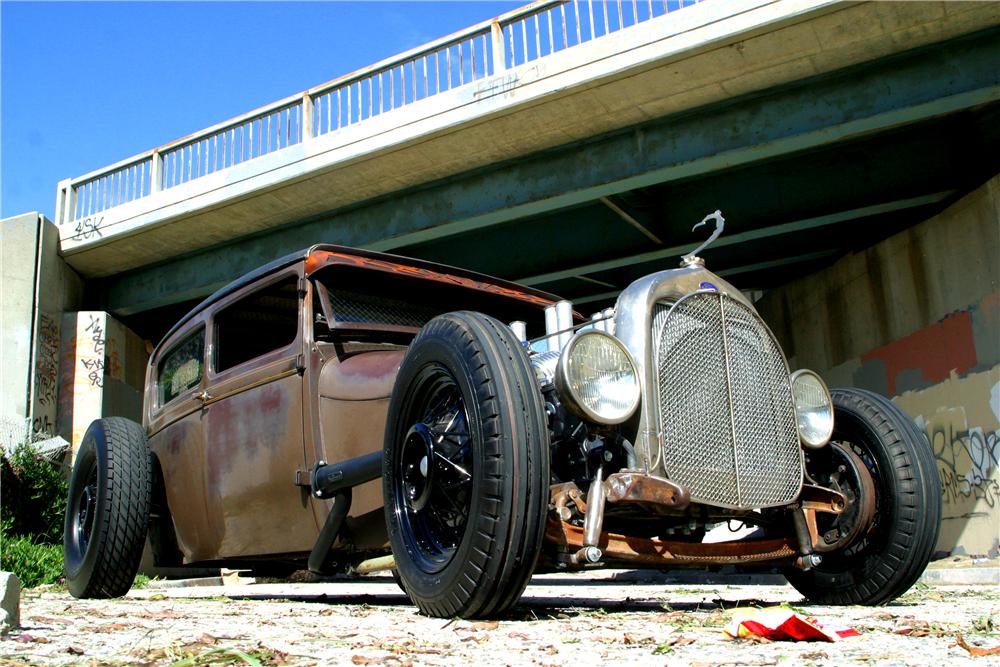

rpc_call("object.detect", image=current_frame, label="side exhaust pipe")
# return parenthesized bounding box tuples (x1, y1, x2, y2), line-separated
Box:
(308, 451, 383, 574)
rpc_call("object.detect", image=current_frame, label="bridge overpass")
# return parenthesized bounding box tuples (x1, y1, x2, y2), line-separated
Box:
(49, 0, 1000, 337)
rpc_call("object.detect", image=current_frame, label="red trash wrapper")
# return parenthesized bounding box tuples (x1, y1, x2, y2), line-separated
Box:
(724, 606, 862, 642)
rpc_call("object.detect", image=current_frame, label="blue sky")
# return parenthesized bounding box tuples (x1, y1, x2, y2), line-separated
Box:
(1, 1, 521, 220)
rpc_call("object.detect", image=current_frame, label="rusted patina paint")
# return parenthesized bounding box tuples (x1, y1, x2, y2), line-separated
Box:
(314, 350, 405, 516)
(305, 249, 557, 309)
(861, 310, 978, 396)
(317, 349, 403, 401)
(202, 373, 317, 559)
(148, 416, 215, 563)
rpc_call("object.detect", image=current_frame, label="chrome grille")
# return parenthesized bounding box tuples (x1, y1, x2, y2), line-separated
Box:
(653, 292, 801, 509)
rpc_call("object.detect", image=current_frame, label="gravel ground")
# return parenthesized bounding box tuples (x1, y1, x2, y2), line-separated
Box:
(3, 572, 999, 666)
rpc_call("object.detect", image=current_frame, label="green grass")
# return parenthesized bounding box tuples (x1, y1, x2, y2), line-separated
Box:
(0, 532, 64, 588)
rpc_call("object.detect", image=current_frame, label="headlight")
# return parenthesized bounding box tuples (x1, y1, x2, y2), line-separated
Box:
(556, 331, 640, 424)
(791, 370, 834, 448)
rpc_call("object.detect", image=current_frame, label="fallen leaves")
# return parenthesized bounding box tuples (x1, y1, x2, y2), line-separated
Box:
(652, 635, 696, 654)
(130, 638, 289, 666)
(955, 634, 1000, 657)
(86, 621, 143, 633)
(468, 620, 499, 631)
(350, 655, 411, 666)
(892, 620, 951, 638)
(136, 609, 185, 620)
(800, 651, 828, 660)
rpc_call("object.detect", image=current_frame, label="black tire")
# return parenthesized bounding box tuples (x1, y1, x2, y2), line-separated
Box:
(64, 417, 152, 598)
(390, 568, 410, 600)
(383, 311, 549, 619)
(785, 388, 941, 605)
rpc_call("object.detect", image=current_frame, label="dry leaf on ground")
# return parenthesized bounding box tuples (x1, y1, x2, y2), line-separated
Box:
(955, 634, 1000, 657)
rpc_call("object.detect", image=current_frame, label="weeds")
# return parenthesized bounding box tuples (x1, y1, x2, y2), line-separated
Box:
(972, 614, 997, 634)
(1, 442, 67, 543)
(1, 441, 69, 588)
(0, 529, 63, 588)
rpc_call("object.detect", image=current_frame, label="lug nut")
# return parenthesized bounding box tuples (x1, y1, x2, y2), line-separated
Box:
(801, 554, 823, 569)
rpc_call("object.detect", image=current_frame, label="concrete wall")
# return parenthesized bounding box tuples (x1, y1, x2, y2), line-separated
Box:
(0, 213, 83, 445)
(0, 213, 146, 456)
(757, 175, 1000, 557)
(1, 214, 39, 426)
(58, 312, 148, 456)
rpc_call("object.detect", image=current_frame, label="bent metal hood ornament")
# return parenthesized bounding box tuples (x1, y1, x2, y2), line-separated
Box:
(681, 209, 725, 268)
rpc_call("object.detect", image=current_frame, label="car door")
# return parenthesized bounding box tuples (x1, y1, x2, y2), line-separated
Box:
(146, 317, 215, 563)
(199, 269, 317, 559)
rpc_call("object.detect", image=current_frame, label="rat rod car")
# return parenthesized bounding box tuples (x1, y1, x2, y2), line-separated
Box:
(64, 213, 940, 618)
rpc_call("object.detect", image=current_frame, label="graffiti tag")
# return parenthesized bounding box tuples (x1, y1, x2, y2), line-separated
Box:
(929, 424, 1000, 508)
(34, 313, 60, 407)
(80, 315, 106, 388)
(32, 415, 53, 435)
(74, 216, 104, 239)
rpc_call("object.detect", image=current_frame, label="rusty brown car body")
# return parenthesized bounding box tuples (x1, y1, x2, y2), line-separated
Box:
(64, 232, 942, 619)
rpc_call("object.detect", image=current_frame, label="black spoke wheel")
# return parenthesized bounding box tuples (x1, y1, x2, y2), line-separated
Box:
(64, 417, 152, 598)
(70, 462, 100, 556)
(396, 370, 474, 572)
(384, 312, 549, 619)
(785, 388, 941, 605)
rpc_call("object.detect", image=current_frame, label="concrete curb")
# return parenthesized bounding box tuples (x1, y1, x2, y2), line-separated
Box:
(919, 567, 1000, 586)
(148, 576, 223, 589)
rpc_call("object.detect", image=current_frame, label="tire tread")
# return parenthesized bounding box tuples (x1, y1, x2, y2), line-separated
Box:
(66, 417, 151, 598)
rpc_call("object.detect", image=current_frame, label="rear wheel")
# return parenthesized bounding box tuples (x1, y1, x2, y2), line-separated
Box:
(785, 388, 941, 605)
(64, 417, 152, 598)
(384, 312, 549, 618)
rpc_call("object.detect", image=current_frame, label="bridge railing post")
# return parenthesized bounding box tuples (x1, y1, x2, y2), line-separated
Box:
(55, 179, 73, 225)
(301, 93, 315, 142)
(149, 151, 163, 194)
(491, 20, 506, 73)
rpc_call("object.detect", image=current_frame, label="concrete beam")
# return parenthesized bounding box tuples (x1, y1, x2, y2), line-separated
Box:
(362, 29, 999, 252)
(599, 197, 663, 244)
(516, 191, 955, 286)
(571, 249, 841, 305)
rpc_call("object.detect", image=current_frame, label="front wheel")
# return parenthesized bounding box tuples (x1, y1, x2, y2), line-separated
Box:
(383, 312, 549, 619)
(785, 388, 941, 605)
(64, 417, 152, 598)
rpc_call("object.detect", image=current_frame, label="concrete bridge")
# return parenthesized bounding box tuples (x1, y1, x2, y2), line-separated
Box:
(49, 0, 999, 324)
(3, 0, 999, 557)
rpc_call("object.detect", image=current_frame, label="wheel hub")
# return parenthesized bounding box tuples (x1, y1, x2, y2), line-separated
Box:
(75, 468, 98, 552)
(812, 442, 877, 553)
(401, 424, 435, 512)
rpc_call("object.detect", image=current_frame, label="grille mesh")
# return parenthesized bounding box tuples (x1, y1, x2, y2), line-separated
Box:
(653, 293, 801, 508)
(328, 288, 440, 328)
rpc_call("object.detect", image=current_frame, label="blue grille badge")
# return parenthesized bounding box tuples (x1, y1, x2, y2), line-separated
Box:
(699, 281, 719, 291)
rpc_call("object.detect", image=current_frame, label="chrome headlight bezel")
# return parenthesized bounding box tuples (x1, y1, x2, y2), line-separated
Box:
(790, 369, 834, 449)
(555, 330, 641, 425)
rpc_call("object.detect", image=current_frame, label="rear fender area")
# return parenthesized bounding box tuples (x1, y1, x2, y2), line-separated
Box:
(148, 453, 183, 568)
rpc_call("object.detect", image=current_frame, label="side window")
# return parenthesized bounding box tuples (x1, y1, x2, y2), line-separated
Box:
(214, 275, 300, 373)
(158, 327, 205, 406)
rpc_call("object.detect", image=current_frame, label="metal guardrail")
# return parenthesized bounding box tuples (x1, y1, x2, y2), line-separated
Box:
(55, 0, 705, 230)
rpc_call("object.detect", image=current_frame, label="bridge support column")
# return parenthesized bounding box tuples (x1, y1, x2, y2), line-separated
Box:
(0, 213, 82, 448)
